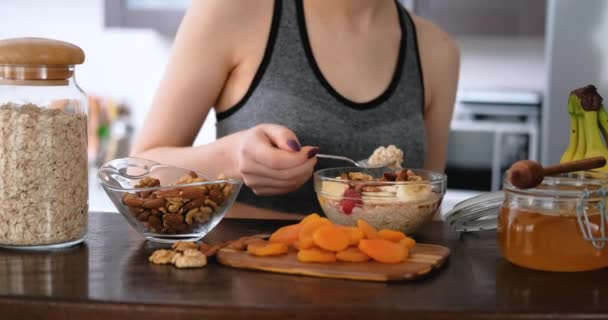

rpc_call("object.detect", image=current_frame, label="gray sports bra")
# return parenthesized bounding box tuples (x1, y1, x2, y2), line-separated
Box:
(215, 0, 426, 214)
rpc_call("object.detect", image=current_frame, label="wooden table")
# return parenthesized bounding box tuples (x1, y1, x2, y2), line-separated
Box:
(1, 212, 607, 320)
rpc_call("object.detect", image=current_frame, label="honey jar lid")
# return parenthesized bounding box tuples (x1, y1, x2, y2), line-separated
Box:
(444, 191, 503, 232)
(0, 37, 85, 66)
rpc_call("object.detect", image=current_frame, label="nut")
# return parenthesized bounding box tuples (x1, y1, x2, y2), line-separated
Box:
(142, 198, 166, 209)
(185, 208, 211, 225)
(155, 189, 181, 198)
(123, 194, 144, 207)
(183, 198, 205, 211)
(137, 210, 151, 221)
(129, 206, 144, 216)
(180, 186, 206, 199)
(172, 241, 199, 252)
(204, 199, 219, 211)
(222, 184, 234, 198)
(147, 215, 163, 232)
(149, 249, 177, 265)
(172, 249, 207, 268)
(163, 213, 184, 229)
(208, 188, 225, 204)
(167, 204, 181, 213)
(136, 177, 160, 188)
(138, 190, 152, 198)
(348, 172, 373, 181)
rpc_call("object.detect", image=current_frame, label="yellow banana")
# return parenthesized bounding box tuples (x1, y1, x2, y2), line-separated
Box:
(598, 106, 608, 142)
(572, 95, 587, 161)
(576, 86, 608, 171)
(560, 95, 579, 163)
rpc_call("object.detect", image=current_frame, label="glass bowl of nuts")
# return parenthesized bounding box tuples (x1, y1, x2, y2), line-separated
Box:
(97, 157, 242, 243)
(314, 167, 446, 234)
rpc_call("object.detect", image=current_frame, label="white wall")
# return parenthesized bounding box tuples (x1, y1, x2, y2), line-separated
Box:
(0, 0, 217, 146)
(543, 0, 608, 164)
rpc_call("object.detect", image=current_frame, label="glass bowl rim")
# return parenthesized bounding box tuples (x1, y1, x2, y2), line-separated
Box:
(314, 167, 447, 185)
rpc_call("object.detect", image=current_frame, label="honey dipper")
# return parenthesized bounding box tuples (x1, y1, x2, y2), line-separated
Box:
(508, 156, 606, 189)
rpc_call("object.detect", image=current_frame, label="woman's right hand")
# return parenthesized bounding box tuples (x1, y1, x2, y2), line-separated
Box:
(234, 124, 318, 196)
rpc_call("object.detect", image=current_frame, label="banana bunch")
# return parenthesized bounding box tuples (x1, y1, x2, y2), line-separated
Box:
(560, 85, 608, 171)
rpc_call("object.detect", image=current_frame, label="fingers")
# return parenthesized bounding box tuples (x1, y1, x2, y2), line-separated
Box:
(240, 155, 317, 184)
(248, 127, 317, 170)
(260, 124, 301, 152)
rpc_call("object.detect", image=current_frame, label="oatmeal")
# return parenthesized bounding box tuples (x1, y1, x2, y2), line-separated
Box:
(368, 145, 403, 168)
(0, 103, 88, 246)
(317, 169, 441, 234)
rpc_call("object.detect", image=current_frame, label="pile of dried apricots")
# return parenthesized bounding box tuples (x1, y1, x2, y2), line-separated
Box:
(246, 213, 416, 264)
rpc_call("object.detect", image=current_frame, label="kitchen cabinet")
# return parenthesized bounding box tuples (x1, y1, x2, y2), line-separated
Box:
(104, 0, 189, 36)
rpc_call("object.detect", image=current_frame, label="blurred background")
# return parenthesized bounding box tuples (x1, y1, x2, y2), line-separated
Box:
(1, 0, 606, 215)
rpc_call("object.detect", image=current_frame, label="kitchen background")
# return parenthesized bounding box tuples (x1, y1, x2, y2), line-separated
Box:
(1, 0, 607, 216)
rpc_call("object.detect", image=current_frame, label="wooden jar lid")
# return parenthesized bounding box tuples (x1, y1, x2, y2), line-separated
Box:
(0, 38, 85, 83)
(0, 37, 84, 66)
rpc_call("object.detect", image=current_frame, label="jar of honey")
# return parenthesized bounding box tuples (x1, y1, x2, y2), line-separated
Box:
(498, 172, 608, 272)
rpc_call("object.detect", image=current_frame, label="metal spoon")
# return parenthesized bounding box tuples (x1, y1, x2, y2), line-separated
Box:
(316, 153, 386, 168)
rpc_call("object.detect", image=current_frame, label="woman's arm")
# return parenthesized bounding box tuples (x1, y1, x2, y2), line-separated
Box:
(413, 15, 460, 172)
(131, 0, 317, 195)
(131, 0, 242, 176)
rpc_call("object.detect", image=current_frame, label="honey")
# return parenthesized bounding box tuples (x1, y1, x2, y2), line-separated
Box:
(498, 206, 608, 272)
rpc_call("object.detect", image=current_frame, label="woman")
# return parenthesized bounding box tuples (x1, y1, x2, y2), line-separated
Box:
(131, 0, 460, 219)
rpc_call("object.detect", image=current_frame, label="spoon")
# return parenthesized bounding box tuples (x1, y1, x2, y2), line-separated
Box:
(508, 156, 606, 189)
(316, 153, 386, 169)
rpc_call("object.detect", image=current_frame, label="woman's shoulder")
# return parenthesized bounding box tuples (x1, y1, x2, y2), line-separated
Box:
(183, 0, 274, 43)
(408, 13, 460, 105)
(409, 13, 459, 61)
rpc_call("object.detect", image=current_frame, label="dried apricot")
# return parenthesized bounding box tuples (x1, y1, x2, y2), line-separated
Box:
(399, 237, 416, 249)
(357, 219, 378, 239)
(313, 224, 350, 252)
(359, 239, 407, 264)
(340, 226, 364, 246)
(269, 223, 301, 245)
(300, 213, 321, 225)
(297, 247, 336, 263)
(294, 237, 315, 250)
(299, 217, 331, 241)
(378, 229, 406, 242)
(247, 240, 288, 257)
(336, 247, 371, 262)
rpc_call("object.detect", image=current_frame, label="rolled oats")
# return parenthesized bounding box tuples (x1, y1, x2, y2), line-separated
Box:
(0, 103, 87, 246)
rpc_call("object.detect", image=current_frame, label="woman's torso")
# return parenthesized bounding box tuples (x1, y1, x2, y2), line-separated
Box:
(215, 0, 426, 214)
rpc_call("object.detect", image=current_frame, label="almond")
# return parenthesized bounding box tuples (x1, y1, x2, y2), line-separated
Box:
(180, 186, 205, 199)
(123, 194, 144, 207)
(142, 198, 166, 209)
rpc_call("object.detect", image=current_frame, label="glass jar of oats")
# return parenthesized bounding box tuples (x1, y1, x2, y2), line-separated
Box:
(0, 37, 88, 249)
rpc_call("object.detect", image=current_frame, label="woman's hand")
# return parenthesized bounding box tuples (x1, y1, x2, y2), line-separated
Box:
(234, 124, 318, 196)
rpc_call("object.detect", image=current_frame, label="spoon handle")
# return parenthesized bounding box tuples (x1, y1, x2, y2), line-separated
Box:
(316, 154, 359, 167)
(544, 156, 606, 176)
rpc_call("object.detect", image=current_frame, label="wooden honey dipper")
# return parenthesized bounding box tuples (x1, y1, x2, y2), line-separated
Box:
(508, 156, 607, 189)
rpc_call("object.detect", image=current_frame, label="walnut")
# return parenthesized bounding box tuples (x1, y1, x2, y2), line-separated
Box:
(208, 188, 225, 204)
(172, 249, 207, 268)
(348, 172, 373, 181)
(149, 249, 177, 265)
(147, 215, 163, 232)
(136, 177, 160, 188)
(172, 241, 199, 252)
(163, 213, 184, 229)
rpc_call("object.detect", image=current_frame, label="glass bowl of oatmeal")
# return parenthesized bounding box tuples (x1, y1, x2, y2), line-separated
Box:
(314, 167, 446, 234)
(98, 157, 243, 243)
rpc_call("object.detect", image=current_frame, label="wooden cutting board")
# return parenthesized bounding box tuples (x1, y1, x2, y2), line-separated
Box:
(216, 243, 450, 282)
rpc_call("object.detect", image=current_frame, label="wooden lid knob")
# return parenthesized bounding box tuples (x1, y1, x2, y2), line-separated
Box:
(0, 37, 85, 66)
